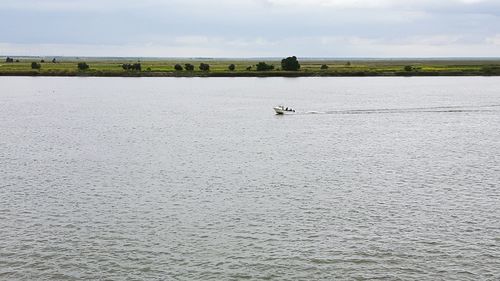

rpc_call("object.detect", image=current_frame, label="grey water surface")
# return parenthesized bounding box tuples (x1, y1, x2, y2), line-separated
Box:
(0, 77, 499, 280)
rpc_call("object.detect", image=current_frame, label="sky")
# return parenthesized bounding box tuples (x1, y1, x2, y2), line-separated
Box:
(1, 0, 500, 57)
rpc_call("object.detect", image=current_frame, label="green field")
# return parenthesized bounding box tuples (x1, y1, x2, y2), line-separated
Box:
(2, 57, 500, 77)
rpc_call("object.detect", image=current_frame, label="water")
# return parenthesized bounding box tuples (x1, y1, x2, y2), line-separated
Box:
(0, 77, 499, 280)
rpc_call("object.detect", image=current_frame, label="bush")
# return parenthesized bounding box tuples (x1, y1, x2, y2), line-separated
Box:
(122, 63, 141, 71)
(482, 65, 500, 75)
(31, 62, 41, 69)
(228, 64, 236, 71)
(281, 56, 300, 71)
(174, 64, 183, 71)
(256, 62, 274, 71)
(15, 59, 20, 63)
(5, 57, 14, 63)
(346, 61, 351, 66)
(52, 58, 57, 63)
(41, 59, 45, 63)
(246, 66, 252, 71)
(321, 64, 329, 70)
(199, 63, 210, 71)
(404, 65, 414, 72)
(77, 62, 89, 70)
(184, 63, 194, 71)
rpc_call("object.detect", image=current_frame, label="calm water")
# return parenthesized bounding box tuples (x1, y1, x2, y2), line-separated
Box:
(0, 77, 499, 280)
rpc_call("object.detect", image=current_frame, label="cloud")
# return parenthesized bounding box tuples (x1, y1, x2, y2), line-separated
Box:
(1, 0, 499, 57)
(486, 34, 500, 45)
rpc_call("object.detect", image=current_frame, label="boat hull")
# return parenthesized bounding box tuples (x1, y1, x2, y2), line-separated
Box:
(274, 107, 295, 115)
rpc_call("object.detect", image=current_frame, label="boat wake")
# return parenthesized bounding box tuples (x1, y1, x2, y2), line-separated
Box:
(296, 104, 500, 115)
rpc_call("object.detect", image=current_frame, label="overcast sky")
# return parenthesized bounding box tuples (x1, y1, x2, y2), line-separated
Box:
(1, 0, 500, 57)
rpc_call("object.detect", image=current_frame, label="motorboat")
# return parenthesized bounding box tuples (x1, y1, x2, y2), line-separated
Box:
(274, 105, 296, 115)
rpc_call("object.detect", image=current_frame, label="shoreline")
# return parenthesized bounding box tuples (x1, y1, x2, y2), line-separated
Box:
(2, 58, 500, 77)
(1, 71, 500, 77)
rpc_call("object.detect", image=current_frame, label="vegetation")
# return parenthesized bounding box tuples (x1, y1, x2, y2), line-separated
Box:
(31, 62, 41, 70)
(1, 58, 499, 77)
(122, 63, 141, 71)
(482, 65, 500, 75)
(256, 62, 274, 71)
(199, 63, 210, 71)
(77, 62, 89, 71)
(5, 57, 14, 63)
(404, 65, 414, 72)
(228, 64, 236, 71)
(281, 56, 300, 71)
(174, 64, 183, 71)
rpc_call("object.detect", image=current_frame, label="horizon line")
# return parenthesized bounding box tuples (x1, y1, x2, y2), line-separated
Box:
(2, 55, 500, 61)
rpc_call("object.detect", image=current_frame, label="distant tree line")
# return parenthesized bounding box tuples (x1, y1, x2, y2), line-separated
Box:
(173, 63, 213, 71)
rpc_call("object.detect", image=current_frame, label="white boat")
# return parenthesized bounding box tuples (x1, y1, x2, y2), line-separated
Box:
(274, 105, 296, 115)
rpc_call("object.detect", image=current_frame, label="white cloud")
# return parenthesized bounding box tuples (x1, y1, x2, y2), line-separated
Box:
(486, 34, 500, 45)
(1, 0, 499, 57)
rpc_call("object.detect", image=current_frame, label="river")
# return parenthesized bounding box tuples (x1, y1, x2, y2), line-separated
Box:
(1, 77, 499, 280)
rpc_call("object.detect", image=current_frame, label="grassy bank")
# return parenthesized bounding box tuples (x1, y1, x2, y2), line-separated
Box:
(1, 57, 500, 77)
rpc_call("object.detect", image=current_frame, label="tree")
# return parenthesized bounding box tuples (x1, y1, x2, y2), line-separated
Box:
(184, 63, 194, 71)
(174, 64, 183, 71)
(281, 56, 300, 71)
(246, 66, 252, 71)
(346, 61, 351, 66)
(52, 58, 57, 63)
(40, 59, 45, 63)
(5, 57, 14, 63)
(228, 64, 236, 71)
(122, 63, 141, 71)
(31, 62, 41, 70)
(199, 63, 210, 71)
(77, 62, 89, 70)
(321, 64, 329, 70)
(256, 62, 274, 71)
(404, 65, 414, 72)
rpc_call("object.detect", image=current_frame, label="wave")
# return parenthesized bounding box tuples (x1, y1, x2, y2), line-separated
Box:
(297, 104, 500, 115)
